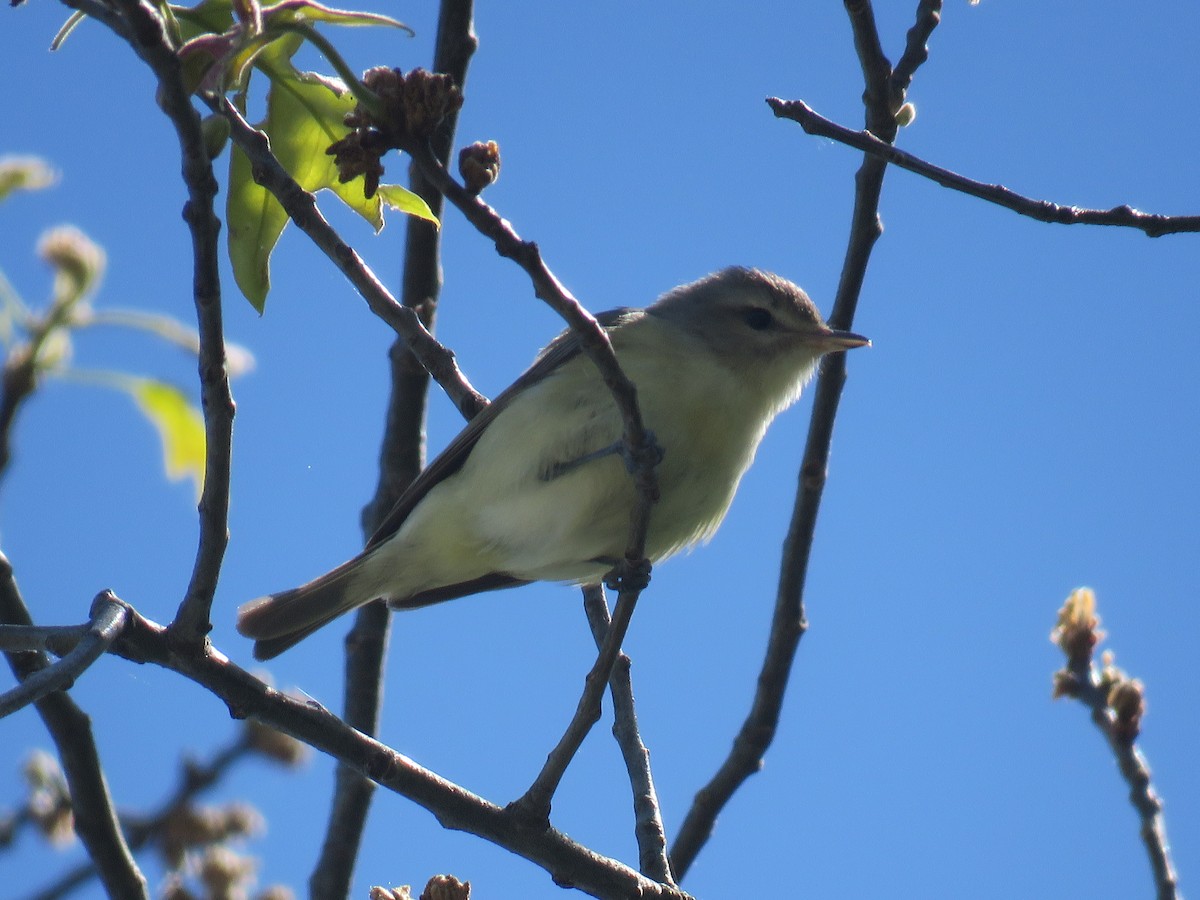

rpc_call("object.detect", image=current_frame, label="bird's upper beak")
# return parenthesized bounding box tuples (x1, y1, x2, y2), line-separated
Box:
(819, 328, 871, 351)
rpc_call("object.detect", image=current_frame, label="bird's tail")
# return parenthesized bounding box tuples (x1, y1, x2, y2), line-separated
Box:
(236, 555, 373, 661)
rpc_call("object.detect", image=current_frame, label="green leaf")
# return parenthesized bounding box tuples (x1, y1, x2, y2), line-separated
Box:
(261, 0, 411, 32)
(376, 184, 438, 226)
(129, 379, 207, 500)
(228, 58, 403, 310)
(173, 0, 236, 40)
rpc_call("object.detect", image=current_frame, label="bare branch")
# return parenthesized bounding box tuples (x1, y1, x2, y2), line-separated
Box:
(890, 0, 943, 101)
(0, 593, 127, 720)
(211, 96, 489, 421)
(0, 621, 89, 657)
(63, 0, 234, 643)
(507, 572, 648, 827)
(768, 97, 1200, 237)
(398, 137, 665, 824)
(313, 2, 480, 897)
(673, 0, 895, 877)
(107, 606, 693, 900)
(0, 555, 146, 900)
(581, 585, 673, 885)
(843, 0, 898, 136)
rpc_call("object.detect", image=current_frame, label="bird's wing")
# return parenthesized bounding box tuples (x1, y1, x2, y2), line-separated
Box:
(364, 307, 643, 553)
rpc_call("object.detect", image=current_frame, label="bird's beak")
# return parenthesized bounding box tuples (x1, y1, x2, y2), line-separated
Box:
(818, 329, 871, 351)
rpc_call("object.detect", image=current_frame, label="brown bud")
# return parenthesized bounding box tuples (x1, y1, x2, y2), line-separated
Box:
(326, 132, 386, 198)
(244, 719, 309, 767)
(420, 874, 471, 900)
(1050, 587, 1104, 670)
(400, 68, 463, 140)
(458, 141, 501, 195)
(369, 887, 413, 900)
(1107, 677, 1145, 742)
(199, 845, 256, 896)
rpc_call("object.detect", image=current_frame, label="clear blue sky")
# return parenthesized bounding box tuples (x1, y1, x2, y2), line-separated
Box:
(3, 2, 1198, 898)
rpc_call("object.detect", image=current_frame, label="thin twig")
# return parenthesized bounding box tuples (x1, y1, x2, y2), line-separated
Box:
(768, 97, 1200, 237)
(311, 2, 479, 897)
(402, 137, 663, 820)
(672, 0, 903, 878)
(0, 594, 127, 720)
(0, 554, 147, 900)
(1052, 589, 1180, 900)
(0, 621, 90, 657)
(581, 585, 673, 885)
(890, 0, 942, 101)
(508, 577, 646, 828)
(211, 96, 489, 421)
(80, 0, 234, 644)
(1075, 686, 1179, 900)
(107, 605, 693, 900)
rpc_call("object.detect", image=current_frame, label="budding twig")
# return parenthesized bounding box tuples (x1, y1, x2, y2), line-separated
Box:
(1051, 588, 1180, 900)
(767, 97, 1200, 238)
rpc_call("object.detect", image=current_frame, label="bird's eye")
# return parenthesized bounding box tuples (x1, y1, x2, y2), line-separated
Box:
(741, 307, 775, 331)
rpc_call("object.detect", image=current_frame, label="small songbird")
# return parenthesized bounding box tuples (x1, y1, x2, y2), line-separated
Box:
(237, 267, 869, 660)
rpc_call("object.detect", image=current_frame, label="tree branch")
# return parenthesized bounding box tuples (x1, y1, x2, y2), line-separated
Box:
(400, 136, 664, 824)
(312, 2, 480, 897)
(672, 0, 907, 878)
(107, 603, 692, 900)
(1052, 589, 1180, 900)
(85, 0, 235, 645)
(0, 553, 146, 900)
(0, 593, 127, 720)
(889, 0, 942, 101)
(581, 585, 672, 885)
(508, 575, 646, 827)
(767, 97, 1200, 237)
(212, 96, 489, 421)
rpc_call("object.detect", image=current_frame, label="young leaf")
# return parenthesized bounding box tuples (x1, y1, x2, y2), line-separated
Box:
(227, 58, 402, 309)
(129, 379, 207, 500)
(377, 184, 438, 226)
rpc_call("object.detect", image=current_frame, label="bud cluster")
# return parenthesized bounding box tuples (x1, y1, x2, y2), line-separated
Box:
(327, 67, 463, 198)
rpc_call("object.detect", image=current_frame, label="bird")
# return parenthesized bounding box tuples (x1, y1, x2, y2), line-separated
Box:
(237, 267, 869, 660)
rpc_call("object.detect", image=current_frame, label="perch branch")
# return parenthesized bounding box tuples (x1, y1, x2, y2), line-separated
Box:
(402, 137, 663, 821)
(401, 140, 662, 539)
(106, 603, 693, 900)
(582, 585, 673, 885)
